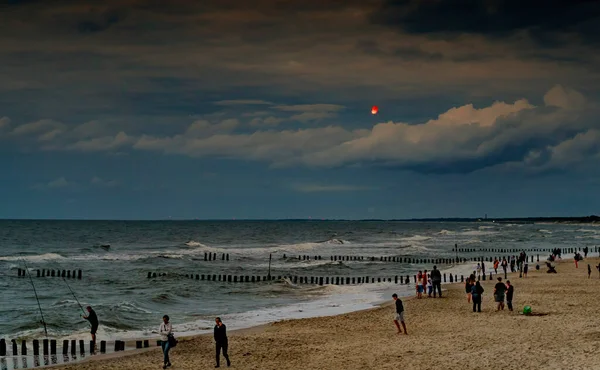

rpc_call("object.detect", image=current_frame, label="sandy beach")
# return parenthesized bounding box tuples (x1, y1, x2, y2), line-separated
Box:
(56, 257, 600, 370)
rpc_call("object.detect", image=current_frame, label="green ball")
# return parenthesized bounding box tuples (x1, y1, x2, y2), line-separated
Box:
(523, 305, 532, 315)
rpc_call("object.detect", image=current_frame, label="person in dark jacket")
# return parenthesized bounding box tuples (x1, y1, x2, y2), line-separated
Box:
(214, 317, 231, 368)
(392, 294, 408, 335)
(82, 306, 99, 345)
(471, 281, 484, 312)
(505, 280, 514, 311)
(430, 266, 442, 298)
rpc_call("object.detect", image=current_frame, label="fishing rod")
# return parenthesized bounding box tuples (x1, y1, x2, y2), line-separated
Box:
(62, 276, 87, 317)
(20, 255, 49, 339)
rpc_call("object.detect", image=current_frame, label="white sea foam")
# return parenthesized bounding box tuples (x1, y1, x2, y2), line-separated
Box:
(399, 235, 431, 242)
(0, 253, 65, 262)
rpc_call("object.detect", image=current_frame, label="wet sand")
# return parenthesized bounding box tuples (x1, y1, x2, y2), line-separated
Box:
(56, 257, 600, 370)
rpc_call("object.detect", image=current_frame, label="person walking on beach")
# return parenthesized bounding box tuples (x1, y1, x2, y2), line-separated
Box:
(505, 280, 514, 311)
(574, 252, 582, 268)
(82, 306, 99, 346)
(481, 261, 486, 276)
(510, 256, 516, 273)
(471, 281, 484, 313)
(501, 257, 508, 279)
(214, 317, 231, 368)
(584, 246, 589, 258)
(159, 315, 173, 369)
(588, 264, 592, 279)
(523, 263, 528, 278)
(392, 294, 407, 335)
(431, 266, 442, 298)
(476, 263, 481, 280)
(493, 258, 499, 274)
(494, 277, 506, 311)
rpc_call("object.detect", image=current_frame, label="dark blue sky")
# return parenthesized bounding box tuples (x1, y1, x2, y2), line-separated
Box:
(1, 0, 599, 219)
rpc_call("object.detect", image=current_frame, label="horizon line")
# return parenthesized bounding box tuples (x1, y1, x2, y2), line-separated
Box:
(0, 215, 598, 222)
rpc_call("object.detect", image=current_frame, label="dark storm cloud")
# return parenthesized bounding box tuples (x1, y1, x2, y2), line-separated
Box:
(370, 0, 600, 45)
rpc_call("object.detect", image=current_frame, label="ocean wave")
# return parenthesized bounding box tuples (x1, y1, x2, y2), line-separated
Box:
(437, 230, 455, 235)
(538, 229, 553, 234)
(399, 235, 431, 242)
(184, 240, 209, 247)
(0, 252, 65, 262)
(459, 230, 499, 236)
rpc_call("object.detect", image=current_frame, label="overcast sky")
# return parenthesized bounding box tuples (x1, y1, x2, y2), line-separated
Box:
(1, 0, 599, 219)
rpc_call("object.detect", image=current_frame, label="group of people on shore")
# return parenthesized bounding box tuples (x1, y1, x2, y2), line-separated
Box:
(464, 275, 514, 312)
(159, 315, 231, 369)
(415, 266, 442, 298)
(80, 307, 231, 369)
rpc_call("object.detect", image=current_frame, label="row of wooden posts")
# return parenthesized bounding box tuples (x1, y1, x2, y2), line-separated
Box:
(17, 269, 82, 279)
(148, 269, 509, 285)
(204, 253, 229, 261)
(454, 248, 552, 253)
(286, 255, 466, 264)
(286, 254, 541, 264)
(0, 339, 134, 357)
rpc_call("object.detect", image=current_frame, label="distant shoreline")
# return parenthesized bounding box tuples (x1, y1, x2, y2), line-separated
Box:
(0, 216, 598, 223)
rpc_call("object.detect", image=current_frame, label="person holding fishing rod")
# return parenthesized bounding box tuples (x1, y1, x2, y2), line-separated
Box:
(82, 306, 99, 346)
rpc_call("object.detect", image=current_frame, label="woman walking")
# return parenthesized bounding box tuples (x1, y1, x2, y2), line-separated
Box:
(159, 315, 173, 369)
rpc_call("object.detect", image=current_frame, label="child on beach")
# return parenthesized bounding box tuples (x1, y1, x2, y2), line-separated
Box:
(427, 275, 433, 297)
(392, 294, 408, 335)
(505, 280, 514, 311)
(416, 272, 424, 299)
(588, 264, 592, 278)
(523, 263, 528, 278)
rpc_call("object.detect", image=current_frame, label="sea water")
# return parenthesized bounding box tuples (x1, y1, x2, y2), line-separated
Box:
(0, 220, 597, 344)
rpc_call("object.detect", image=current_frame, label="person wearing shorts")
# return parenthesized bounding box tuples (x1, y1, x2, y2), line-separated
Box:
(392, 294, 407, 335)
(493, 277, 506, 311)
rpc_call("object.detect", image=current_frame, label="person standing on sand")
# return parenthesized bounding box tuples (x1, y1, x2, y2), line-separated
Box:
(476, 263, 481, 280)
(427, 274, 433, 298)
(510, 256, 516, 273)
(493, 277, 506, 311)
(465, 276, 473, 303)
(471, 281, 484, 312)
(493, 258, 499, 274)
(214, 317, 231, 368)
(159, 315, 173, 369)
(416, 272, 423, 299)
(481, 261, 486, 277)
(431, 266, 442, 298)
(584, 246, 589, 258)
(523, 263, 528, 278)
(505, 280, 514, 311)
(392, 294, 408, 335)
(501, 257, 508, 279)
(82, 306, 99, 347)
(423, 270, 428, 296)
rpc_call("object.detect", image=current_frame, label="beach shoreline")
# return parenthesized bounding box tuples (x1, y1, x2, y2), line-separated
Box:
(48, 256, 600, 369)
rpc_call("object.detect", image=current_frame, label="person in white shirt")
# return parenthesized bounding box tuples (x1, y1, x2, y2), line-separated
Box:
(159, 315, 173, 369)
